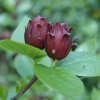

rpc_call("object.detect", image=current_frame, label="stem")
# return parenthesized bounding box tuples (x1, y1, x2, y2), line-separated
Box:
(50, 59, 58, 67)
(11, 75, 38, 100)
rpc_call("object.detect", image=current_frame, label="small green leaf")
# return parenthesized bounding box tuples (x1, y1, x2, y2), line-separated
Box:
(0, 85, 8, 100)
(91, 87, 100, 100)
(34, 64, 84, 97)
(11, 16, 30, 43)
(0, 39, 47, 59)
(56, 52, 100, 76)
(16, 79, 27, 93)
(13, 55, 34, 78)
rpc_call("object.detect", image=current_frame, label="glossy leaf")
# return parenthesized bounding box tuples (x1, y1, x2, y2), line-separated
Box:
(11, 16, 30, 43)
(56, 52, 100, 76)
(0, 39, 47, 59)
(34, 64, 84, 97)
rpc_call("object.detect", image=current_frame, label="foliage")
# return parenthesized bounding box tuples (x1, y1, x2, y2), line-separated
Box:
(0, 0, 100, 100)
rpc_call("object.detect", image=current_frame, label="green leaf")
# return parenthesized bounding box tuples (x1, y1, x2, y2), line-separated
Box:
(37, 56, 51, 67)
(34, 64, 84, 97)
(16, 79, 27, 93)
(2, 0, 16, 13)
(75, 38, 98, 53)
(68, 88, 90, 100)
(0, 85, 8, 100)
(13, 55, 34, 78)
(0, 39, 47, 59)
(56, 52, 100, 76)
(91, 87, 100, 100)
(11, 16, 30, 43)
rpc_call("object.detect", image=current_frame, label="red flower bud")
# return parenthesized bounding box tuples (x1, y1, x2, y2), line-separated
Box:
(24, 16, 48, 49)
(45, 22, 77, 60)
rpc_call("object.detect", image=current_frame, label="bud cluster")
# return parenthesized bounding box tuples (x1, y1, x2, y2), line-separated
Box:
(24, 16, 78, 60)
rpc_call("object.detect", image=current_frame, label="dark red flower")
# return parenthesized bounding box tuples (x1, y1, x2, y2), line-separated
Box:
(45, 22, 78, 60)
(24, 16, 48, 49)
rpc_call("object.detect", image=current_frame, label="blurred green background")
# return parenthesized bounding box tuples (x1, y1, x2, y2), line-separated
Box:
(0, 0, 100, 100)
